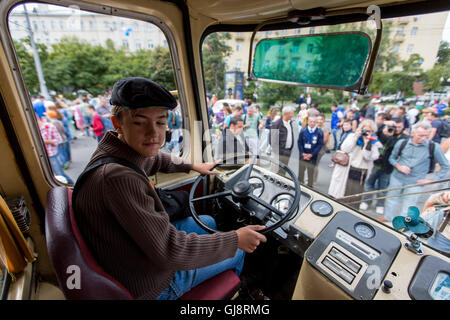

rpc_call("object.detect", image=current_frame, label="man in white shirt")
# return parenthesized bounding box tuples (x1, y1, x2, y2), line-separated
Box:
(269, 106, 296, 172)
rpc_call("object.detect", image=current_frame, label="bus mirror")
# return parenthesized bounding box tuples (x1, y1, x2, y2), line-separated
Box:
(250, 32, 372, 93)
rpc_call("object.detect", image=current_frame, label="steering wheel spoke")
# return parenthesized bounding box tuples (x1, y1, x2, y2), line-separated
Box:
(191, 190, 232, 203)
(243, 155, 257, 181)
(248, 194, 286, 217)
(189, 154, 301, 235)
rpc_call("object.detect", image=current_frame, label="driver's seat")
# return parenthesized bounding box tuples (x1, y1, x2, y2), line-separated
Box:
(45, 186, 241, 300)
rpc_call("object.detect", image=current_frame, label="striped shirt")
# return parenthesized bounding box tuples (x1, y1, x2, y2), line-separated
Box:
(40, 122, 63, 157)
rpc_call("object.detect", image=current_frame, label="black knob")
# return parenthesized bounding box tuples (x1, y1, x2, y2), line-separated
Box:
(382, 280, 393, 293)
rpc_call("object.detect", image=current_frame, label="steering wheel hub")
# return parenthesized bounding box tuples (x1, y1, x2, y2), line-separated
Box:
(233, 181, 251, 197)
(188, 155, 301, 235)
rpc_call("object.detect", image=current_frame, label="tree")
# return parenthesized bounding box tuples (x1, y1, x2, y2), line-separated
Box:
(44, 37, 110, 95)
(423, 64, 445, 92)
(436, 41, 450, 66)
(148, 47, 176, 90)
(14, 36, 176, 97)
(14, 39, 40, 94)
(257, 82, 300, 108)
(243, 81, 257, 100)
(202, 32, 232, 98)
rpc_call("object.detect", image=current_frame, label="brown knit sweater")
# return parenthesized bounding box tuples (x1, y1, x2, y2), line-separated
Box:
(74, 131, 239, 299)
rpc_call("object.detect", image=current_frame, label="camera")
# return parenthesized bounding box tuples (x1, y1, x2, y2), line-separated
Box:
(361, 129, 370, 136)
(387, 126, 395, 133)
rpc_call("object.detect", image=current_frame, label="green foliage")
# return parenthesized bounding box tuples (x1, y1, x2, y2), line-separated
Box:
(436, 41, 450, 66)
(202, 32, 232, 98)
(13, 38, 40, 94)
(423, 64, 445, 92)
(14, 36, 175, 96)
(257, 82, 301, 108)
(370, 53, 425, 96)
(243, 81, 257, 100)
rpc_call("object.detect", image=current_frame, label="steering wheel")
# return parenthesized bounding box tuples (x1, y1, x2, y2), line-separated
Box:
(188, 154, 301, 235)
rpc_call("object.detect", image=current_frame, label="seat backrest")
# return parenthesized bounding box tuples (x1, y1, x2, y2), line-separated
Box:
(45, 186, 133, 300)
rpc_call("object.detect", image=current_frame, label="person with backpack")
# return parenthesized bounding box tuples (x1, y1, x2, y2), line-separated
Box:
(242, 105, 264, 155)
(359, 118, 407, 215)
(381, 121, 450, 223)
(73, 77, 266, 300)
(427, 112, 444, 143)
(438, 117, 450, 140)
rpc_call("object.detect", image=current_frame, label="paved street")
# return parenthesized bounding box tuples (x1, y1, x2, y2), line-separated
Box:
(65, 133, 98, 182)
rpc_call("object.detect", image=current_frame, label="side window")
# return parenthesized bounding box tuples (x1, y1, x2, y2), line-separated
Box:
(8, 2, 184, 184)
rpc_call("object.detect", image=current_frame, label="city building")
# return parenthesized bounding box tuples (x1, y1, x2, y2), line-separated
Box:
(8, 4, 168, 51)
(223, 11, 448, 75)
(8, 4, 449, 79)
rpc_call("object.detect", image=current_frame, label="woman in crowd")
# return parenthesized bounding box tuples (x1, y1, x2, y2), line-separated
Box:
(327, 119, 354, 198)
(328, 119, 381, 200)
(313, 113, 331, 184)
(344, 120, 382, 207)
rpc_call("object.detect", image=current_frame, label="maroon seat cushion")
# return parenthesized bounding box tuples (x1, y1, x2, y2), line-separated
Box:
(45, 187, 133, 300)
(180, 269, 241, 300)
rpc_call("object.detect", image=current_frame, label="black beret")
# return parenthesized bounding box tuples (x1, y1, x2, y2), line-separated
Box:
(109, 77, 177, 110)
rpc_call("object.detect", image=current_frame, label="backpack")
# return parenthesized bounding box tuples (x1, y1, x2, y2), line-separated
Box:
(440, 119, 450, 139)
(396, 139, 436, 174)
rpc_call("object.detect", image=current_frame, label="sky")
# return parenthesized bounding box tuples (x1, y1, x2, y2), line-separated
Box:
(11, 3, 450, 42)
(444, 14, 450, 42)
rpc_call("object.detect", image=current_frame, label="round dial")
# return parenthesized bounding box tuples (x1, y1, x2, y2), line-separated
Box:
(271, 193, 295, 216)
(354, 222, 375, 239)
(249, 176, 264, 197)
(310, 200, 333, 217)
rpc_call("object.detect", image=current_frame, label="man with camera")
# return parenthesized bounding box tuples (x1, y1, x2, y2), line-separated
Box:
(359, 118, 407, 215)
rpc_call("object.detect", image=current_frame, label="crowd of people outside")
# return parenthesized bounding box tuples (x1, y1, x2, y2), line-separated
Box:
(33, 89, 450, 252)
(33, 92, 115, 183)
(207, 94, 450, 247)
(33, 90, 184, 184)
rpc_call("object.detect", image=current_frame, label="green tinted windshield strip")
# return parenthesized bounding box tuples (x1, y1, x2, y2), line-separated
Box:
(252, 32, 371, 88)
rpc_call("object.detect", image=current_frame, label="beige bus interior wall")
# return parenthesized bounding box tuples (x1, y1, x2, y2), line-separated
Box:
(0, 43, 55, 280)
(0, 0, 203, 283)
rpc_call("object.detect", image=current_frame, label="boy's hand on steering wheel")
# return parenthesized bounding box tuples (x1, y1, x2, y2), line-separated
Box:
(192, 162, 217, 175)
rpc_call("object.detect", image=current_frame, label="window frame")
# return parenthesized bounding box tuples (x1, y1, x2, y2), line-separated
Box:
(1, 0, 190, 186)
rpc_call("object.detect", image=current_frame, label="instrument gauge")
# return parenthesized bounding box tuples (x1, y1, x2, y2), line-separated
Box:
(310, 200, 333, 217)
(249, 176, 264, 197)
(270, 193, 295, 215)
(354, 222, 375, 239)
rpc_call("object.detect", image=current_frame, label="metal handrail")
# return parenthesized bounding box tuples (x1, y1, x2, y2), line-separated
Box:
(343, 187, 450, 205)
(338, 178, 450, 202)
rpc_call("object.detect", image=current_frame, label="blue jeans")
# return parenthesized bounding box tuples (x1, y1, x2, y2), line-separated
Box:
(96, 134, 104, 142)
(57, 141, 71, 165)
(157, 215, 245, 300)
(362, 168, 390, 207)
(49, 155, 74, 184)
(84, 114, 92, 136)
(331, 128, 339, 150)
(383, 174, 423, 222)
(427, 232, 450, 253)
